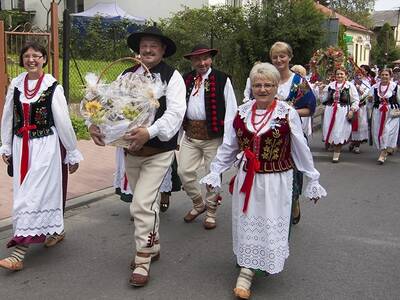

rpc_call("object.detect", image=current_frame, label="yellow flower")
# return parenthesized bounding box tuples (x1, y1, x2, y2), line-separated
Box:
(85, 100, 103, 114)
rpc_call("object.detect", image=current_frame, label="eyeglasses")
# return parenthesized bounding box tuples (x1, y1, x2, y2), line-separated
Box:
(22, 55, 43, 60)
(252, 83, 275, 89)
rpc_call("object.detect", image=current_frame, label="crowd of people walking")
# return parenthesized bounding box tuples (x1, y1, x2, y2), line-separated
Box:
(1, 24, 399, 299)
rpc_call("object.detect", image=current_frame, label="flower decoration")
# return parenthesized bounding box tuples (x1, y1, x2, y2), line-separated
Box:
(309, 46, 346, 83)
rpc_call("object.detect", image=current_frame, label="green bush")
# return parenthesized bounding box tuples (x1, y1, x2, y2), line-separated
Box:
(70, 114, 90, 140)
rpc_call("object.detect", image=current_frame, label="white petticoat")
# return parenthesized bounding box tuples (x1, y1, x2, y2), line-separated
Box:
(371, 106, 400, 150)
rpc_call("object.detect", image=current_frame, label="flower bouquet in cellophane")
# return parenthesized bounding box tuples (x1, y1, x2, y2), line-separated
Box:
(81, 57, 166, 148)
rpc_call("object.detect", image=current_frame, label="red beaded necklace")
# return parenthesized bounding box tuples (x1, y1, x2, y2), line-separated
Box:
(251, 99, 277, 131)
(24, 73, 45, 99)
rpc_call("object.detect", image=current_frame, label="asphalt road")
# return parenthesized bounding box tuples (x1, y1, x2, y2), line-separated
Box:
(0, 132, 399, 300)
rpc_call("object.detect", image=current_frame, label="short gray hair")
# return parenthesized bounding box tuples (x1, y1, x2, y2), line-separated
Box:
(249, 62, 280, 85)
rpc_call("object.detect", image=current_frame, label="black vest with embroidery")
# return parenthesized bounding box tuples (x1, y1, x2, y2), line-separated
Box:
(372, 85, 400, 109)
(325, 86, 351, 107)
(122, 61, 178, 150)
(13, 81, 58, 139)
(183, 69, 229, 138)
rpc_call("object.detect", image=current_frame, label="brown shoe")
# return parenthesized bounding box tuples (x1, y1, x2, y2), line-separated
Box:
(184, 206, 206, 223)
(203, 218, 217, 230)
(0, 258, 23, 271)
(44, 232, 65, 248)
(129, 254, 151, 287)
(233, 287, 251, 299)
(129, 266, 149, 287)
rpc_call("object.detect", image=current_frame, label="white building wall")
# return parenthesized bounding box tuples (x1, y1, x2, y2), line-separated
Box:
(83, 0, 208, 21)
(345, 29, 371, 66)
(25, 0, 65, 30)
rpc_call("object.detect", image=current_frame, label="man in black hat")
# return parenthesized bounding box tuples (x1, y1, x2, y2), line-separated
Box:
(178, 44, 237, 230)
(89, 26, 186, 287)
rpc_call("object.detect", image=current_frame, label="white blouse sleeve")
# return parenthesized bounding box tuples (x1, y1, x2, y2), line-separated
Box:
(321, 85, 329, 104)
(349, 82, 360, 111)
(146, 70, 187, 141)
(52, 85, 83, 165)
(243, 77, 251, 102)
(289, 108, 327, 199)
(199, 114, 240, 188)
(0, 81, 16, 156)
(223, 78, 238, 141)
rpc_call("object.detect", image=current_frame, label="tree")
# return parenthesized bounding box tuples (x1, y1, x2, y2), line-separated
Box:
(160, 1, 325, 93)
(315, 0, 375, 28)
(371, 22, 400, 67)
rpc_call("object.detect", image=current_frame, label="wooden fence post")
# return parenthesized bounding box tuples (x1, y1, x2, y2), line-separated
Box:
(0, 21, 6, 120)
(51, 1, 59, 80)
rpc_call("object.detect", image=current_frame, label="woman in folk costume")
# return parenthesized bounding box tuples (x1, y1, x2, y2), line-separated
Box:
(200, 63, 326, 299)
(349, 65, 371, 153)
(322, 67, 359, 162)
(368, 68, 400, 164)
(270, 42, 317, 225)
(0, 42, 83, 271)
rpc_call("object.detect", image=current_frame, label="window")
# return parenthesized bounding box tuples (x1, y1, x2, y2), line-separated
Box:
(360, 45, 362, 62)
(12, 0, 24, 10)
(77, 0, 84, 12)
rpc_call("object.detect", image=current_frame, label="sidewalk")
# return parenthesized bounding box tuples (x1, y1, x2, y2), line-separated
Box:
(0, 140, 116, 220)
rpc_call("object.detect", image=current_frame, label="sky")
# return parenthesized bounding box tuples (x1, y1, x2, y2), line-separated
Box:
(375, 0, 400, 11)
(209, 0, 400, 11)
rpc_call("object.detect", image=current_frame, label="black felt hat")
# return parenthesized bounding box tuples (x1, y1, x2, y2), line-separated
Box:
(127, 26, 176, 58)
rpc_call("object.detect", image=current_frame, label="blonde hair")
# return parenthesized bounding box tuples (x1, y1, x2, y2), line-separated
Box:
(249, 62, 280, 86)
(291, 65, 306, 77)
(269, 41, 293, 59)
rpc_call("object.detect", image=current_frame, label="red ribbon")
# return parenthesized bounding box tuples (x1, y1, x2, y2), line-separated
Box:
(17, 103, 36, 184)
(240, 149, 260, 213)
(378, 99, 388, 148)
(192, 74, 202, 96)
(351, 110, 359, 131)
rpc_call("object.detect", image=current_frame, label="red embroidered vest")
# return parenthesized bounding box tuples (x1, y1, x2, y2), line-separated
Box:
(233, 113, 294, 173)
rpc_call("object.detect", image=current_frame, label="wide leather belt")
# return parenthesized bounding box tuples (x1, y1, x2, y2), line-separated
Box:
(183, 119, 212, 140)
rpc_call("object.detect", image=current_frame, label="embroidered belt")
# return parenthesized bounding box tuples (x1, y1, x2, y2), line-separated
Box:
(183, 119, 212, 140)
(125, 146, 171, 157)
(243, 159, 294, 173)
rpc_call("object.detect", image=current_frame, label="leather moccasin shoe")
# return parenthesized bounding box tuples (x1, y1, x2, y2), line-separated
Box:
(233, 287, 251, 299)
(203, 218, 216, 230)
(184, 206, 206, 223)
(0, 258, 23, 271)
(129, 265, 149, 287)
(44, 232, 65, 248)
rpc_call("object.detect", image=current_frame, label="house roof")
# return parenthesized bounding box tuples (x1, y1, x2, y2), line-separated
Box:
(315, 2, 372, 34)
(71, 2, 146, 25)
(372, 10, 399, 28)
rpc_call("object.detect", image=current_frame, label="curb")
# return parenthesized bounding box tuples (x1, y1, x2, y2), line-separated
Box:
(0, 187, 115, 233)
